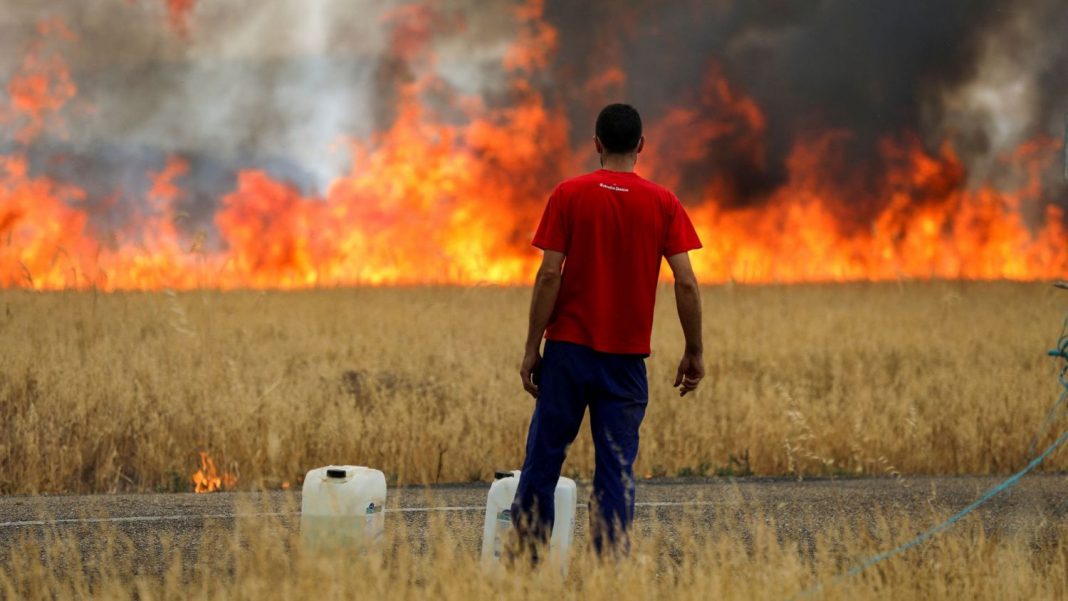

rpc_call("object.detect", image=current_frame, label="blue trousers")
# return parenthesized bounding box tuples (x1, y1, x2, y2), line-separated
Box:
(512, 340, 648, 555)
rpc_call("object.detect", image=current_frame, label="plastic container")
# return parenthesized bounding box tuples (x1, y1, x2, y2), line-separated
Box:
(300, 465, 386, 550)
(480, 470, 577, 573)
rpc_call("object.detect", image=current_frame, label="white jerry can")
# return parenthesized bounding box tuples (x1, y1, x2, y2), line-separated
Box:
(480, 470, 577, 573)
(301, 465, 386, 549)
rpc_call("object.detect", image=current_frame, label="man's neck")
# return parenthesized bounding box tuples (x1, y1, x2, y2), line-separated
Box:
(600, 154, 636, 172)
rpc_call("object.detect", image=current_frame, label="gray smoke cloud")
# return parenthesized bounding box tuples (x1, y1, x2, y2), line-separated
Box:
(935, 0, 1068, 200)
(0, 0, 517, 187)
(0, 0, 522, 235)
(1, 0, 1065, 232)
(545, 0, 1068, 207)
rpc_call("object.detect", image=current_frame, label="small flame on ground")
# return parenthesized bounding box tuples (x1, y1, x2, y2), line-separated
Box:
(191, 451, 237, 493)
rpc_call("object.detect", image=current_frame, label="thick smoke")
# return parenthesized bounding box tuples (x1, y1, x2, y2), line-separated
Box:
(545, 0, 1067, 205)
(936, 0, 1068, 204)
(1, 0, 1065, 235)
(0, 0, 522, 235)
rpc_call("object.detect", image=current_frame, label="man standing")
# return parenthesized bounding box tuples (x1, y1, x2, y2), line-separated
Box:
(513, 103, 705, 557)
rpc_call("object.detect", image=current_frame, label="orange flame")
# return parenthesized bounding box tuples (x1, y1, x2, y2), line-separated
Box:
(679, 134, 1068, 282)
(1, 19, 77, 144)
(162, 0, 196, 38)
(192, 451, 237, 494)
(1, 9, 1066, 290)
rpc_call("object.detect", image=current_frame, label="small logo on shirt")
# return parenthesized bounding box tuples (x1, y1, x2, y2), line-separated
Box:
(599, 182, 629, 192)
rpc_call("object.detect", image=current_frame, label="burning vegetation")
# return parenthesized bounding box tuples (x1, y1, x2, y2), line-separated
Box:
(0, 1, 1066, 289)
(192, 451, 237, 494)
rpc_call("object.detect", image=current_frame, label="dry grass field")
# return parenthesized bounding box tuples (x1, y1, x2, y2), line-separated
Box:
(0, 282, 1066, 495)
(2, 503, 1067, 601)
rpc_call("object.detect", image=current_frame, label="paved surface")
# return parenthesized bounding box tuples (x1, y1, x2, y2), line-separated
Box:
(2, 476, 1067, 574)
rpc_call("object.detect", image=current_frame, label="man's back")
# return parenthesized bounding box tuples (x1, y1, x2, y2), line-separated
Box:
(514, 103, 704, 559)
(532, 169, 701, 355)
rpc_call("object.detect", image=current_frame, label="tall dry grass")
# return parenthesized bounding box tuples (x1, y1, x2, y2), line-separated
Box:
(1, 501, 1066, 600)
(0, 282, 1065, 494)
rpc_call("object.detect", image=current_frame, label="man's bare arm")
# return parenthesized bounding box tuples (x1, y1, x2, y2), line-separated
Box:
(521, 250, 565, 398)
(666, 252, 704, 396)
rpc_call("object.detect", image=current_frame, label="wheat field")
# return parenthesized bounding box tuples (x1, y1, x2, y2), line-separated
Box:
(0, 282, 1066, 494)
(2, 500, 1067, 601)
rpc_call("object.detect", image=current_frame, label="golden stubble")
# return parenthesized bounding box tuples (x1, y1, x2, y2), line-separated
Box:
(0, 282, 1064, 494)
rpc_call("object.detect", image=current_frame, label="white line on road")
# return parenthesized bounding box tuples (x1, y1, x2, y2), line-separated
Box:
(0, 512, 291, 528)
(0, 501, 718, 529)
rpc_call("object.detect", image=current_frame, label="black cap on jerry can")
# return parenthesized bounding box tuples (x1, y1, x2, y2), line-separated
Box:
(494, 470, 517, 480)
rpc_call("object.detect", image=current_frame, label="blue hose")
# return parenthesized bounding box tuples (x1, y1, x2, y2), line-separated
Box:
(791, 307, 1068, 599)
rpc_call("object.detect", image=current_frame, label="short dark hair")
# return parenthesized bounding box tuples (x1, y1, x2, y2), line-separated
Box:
(595, 104, 642, 154)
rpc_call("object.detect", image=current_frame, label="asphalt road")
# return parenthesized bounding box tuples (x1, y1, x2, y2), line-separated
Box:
(2, 475, 1067, 575)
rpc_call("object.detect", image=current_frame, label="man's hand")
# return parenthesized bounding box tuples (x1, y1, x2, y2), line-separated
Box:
(520, 349, 542, 398)
(666, 252, 703, 397)
(520, 250, 564, 399)
(673, 352, 704, 396)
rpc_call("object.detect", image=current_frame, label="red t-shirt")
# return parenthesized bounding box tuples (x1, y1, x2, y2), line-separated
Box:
(532, 169, 702, 355)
